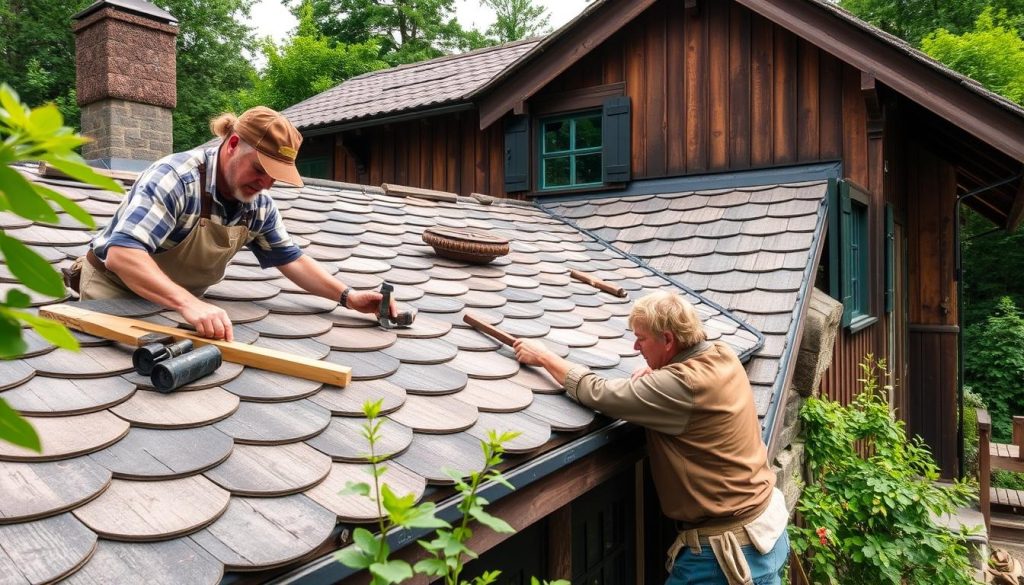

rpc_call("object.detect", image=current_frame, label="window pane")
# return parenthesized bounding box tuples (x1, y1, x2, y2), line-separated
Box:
(575, 116, 602, 149)
(575, 153, 602, 184)
(544, 156, 570, 187)
(544, 121, 570, 153)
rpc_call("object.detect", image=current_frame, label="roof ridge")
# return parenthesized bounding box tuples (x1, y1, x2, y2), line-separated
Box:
(345, 37, 542, 83)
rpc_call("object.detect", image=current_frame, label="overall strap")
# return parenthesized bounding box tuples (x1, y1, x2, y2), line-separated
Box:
(198, 163, 212, 219)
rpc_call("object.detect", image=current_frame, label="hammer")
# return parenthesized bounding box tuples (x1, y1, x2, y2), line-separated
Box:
(378, 282, 416, 329)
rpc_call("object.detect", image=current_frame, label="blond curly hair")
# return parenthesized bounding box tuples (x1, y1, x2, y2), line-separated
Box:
(628, 290, 707, 349)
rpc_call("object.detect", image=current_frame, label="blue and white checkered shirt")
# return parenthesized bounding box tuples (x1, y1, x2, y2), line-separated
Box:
(91, 146, 302, 268)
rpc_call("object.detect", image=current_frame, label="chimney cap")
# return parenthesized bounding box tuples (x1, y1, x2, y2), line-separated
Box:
(74, 0, 178, 25)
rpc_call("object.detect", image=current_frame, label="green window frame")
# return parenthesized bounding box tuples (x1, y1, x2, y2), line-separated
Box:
(833, 180, 876, 332)
(539, 111, 603, 190)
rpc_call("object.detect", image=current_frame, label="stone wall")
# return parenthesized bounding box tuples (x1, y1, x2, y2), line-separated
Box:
(80, 100, 173, 161)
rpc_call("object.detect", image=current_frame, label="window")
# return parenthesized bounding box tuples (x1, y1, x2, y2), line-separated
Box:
(829, 180, 876, 332)
(296, 155, 331, 180)
(540, 112, 603, 190)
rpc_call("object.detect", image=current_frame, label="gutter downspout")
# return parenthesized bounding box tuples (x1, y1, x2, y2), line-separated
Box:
(953, 173, 1022, 478)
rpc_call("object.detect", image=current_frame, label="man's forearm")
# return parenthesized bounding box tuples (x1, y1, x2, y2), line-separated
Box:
(104, 246, 199, 311)
(276, 254, 345, 301)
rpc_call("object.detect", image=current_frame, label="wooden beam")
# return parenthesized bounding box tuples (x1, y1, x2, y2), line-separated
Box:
(39, 304, 351, 387)
(477, 0, 658, 130)
(978, 408, 991, 532)
(735, 0, 1024, 163)
(1007, 172, 1024, 231)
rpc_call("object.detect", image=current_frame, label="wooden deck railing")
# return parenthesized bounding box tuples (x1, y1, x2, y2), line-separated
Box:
(977, 409, 1024, 532)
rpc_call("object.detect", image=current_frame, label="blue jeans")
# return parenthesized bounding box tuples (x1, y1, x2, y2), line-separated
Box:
(665, 531, 790, 585)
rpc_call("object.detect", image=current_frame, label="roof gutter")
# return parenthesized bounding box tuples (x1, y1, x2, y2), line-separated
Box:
(298, 103, 476, 138)
(257, 420, 638, 585)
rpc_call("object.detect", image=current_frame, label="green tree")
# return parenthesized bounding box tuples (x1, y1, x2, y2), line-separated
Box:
(839, 0, 1024, 46)
(289, 0, 492, 66)
(0, 0, 91, 127)
(964, 297, 1024, 442)
(239, 1, 389, 112)
(962, 208, 1024, 325)
(483, 0, 550, 43)
(921, 8, 1024, 105)
(0, 84, 122, 451)
(164, 0, 259, 150)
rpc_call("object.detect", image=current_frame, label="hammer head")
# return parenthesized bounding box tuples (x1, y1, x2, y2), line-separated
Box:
(378, 282, 415, 329)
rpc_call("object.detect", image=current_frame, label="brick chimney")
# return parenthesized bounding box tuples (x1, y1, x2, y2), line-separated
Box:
(73, 0, 178, 163)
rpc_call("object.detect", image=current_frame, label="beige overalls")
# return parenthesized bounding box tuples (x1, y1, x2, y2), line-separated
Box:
(79, 164, 250, 300)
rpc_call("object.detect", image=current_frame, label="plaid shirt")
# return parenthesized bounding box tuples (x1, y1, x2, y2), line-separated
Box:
(91, 146, 302, 268)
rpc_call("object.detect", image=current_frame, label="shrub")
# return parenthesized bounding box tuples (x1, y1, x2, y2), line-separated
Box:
(964, 296, 1024, 443)
(791, 356, 979, 585)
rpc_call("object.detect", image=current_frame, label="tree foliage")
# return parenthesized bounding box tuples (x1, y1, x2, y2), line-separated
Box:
(239, 1, 389, 112)
(964, 297, 1024, 443)
(483, 0, 550, 44)
(792, 358, 977, 585)
(289, 0, 491, 66)
(962, 208, 1024, 325)
(839, 0, 1024, 46)
(921, 8, 1024, 105)
(163, 0, 259, 150)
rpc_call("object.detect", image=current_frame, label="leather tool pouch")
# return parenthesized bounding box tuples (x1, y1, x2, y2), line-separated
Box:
(63, 256, 84, 294)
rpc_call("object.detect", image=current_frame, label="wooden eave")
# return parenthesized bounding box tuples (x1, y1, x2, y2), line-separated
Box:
(736, 0, 1024, 165)
(475, 0, 658, 130)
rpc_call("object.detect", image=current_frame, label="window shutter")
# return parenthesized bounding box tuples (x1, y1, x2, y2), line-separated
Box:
(884, 204, 894, 313)
(839, 181, 854, 327)
(602, 96, 631, 183)
(503, 115, 529, 192)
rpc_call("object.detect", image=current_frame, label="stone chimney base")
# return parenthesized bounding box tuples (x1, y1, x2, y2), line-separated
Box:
(81, 99, 173, 161)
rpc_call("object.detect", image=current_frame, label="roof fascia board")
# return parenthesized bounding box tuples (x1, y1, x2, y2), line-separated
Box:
(476, 0, 658, 130)
(299, 103, 476, 137)
(735, 0, 1024, 163)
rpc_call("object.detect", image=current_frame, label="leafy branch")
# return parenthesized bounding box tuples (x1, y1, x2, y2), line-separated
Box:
(337, 400, 569, 585)
(0, 83, 123, 451)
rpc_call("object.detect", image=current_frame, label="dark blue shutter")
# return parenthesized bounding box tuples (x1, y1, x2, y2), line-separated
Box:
(601, 96, 631, 183)
(884, 204, 894, 313)
(839, 181, 854, 327)
(503, 115, 529, 192)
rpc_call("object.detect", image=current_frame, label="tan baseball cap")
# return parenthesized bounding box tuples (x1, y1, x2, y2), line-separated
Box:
(233, 106, 304, 187)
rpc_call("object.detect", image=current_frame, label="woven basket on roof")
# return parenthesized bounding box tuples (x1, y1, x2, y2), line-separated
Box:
(422, 227, 510, 264)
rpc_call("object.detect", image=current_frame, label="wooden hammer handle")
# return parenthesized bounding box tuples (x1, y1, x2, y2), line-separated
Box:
(463, 312, 518, 347)
(570, 269, 628, 298)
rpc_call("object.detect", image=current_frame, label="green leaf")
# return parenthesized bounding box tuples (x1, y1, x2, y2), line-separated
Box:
(412, 557, 448, 577)
(8, 309, 78, 351)
(32, 183, 96, 229)
(369, 560, 413, 584)
(352, 527, 381, 558)
(4, 289, 31, 308)
(0, 233, 65, 297)
(341, 481, 371, 497)
(335, 546, 374, 570)
(0, 397, 39, 452)
(0, 165, 58, 223)
(0, 84, 28, 126)
(39, 155, 123, 195)
(27, 104, 63, 136)
(469, 506, 515, 534)
(0, 311, 27, 358)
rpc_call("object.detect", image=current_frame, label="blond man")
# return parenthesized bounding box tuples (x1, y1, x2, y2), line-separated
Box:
(514, 290, 788, 585)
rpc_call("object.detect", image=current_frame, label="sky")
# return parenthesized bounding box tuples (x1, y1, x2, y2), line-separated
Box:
(248, 0, 591, 45)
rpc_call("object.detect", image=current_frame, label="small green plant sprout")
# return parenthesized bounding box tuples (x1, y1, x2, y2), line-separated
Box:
(0, 83, 123, 452)
(337, 400, 569, 585)
(791, 355, 979, 585)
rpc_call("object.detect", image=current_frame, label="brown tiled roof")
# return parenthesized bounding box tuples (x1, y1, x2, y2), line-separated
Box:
(283, 39, 540, 130)
(0, 168, 772, 582)
(542, 179, 829, 424)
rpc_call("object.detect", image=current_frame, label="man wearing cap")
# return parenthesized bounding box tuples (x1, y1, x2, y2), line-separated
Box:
(78, 106, 391, 341)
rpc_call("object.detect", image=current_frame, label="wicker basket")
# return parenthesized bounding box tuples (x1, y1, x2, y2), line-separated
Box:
(422, 227, 510, 264)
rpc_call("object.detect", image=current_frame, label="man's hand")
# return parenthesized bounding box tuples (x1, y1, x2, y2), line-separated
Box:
(631, 365, 653, 380)
(180, 299, 234, 341)
(346, 289, 397, 318)
(513, 338, 553, 367)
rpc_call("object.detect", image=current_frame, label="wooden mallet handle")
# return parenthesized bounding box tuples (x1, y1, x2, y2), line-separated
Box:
(463, 312, 518, 347)
(570, 269, 628, 298)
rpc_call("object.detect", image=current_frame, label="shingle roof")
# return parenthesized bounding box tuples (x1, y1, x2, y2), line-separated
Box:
(283, 39, 540, 130)
(0, 168, 783, 583)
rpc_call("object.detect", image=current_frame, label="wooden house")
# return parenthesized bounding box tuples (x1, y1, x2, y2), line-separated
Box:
(285, 0, 1024, 481)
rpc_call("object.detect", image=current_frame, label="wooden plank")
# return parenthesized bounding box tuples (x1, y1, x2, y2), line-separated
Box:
(708, 0, 730, 170)
(665, 0, 685, 174)
(39, 304, 352, 387)
(773, 27, 798, 164)
(684, 2, 707, 173)
(73, 476, 230, 541)
(728, 3, 751, 169)
(547, 506, 572, 580)
(796, 40, 820, 160)
(625, 20, 647, 179)
(645, 2, 668, 177)
(750, 15, 773, 166)
(0, 459, 111, 523)
(979, 410, 992, 531)
(382, 183, 458, 202)
(0, 412, 129, 462)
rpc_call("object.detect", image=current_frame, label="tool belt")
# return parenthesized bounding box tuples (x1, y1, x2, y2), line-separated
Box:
(62, 250, 106, 294)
